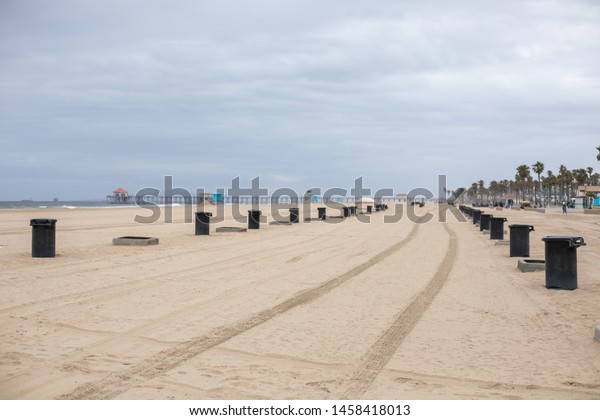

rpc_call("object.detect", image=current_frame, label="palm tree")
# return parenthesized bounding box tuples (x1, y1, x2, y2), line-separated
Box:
(573, 168, 588, 187)
(488, 180, 500, 203)
(477, 180, 486, 203)
(544, 170, 556, 205)
(565, 169, 574, 200)
(558, 165, 569, 202)
(532, 161, 544, 206)
(515, 164, 531, 202)
(468, 182, 478, 203)
(454, 187, 465, 202)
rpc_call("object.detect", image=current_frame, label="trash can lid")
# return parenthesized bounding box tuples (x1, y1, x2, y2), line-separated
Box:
(542, 236, 586, 247)
(30, 218, 57, 225)
(509, 224, 533, 228)
(195, 211, 212, 216)
(247, 210, 262, 214)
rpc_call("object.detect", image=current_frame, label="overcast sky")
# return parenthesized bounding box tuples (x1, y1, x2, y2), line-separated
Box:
(1, 0, 599, 200)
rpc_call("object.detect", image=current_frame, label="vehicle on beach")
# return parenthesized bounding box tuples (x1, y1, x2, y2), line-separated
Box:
(411, 198, 425, 207)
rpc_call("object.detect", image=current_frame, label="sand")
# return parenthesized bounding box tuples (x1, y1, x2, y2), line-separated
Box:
(0, 203, 599, 399)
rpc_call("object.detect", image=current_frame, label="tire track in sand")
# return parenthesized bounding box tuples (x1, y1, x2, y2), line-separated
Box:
(0, 230, 337, 317)
(58, 222, 422, 399)
(0, 236, 358, 390)
(342, 222, 457, 399)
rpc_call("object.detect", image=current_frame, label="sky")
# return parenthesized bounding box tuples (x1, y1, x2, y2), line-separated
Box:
(1, 0, 599, 200)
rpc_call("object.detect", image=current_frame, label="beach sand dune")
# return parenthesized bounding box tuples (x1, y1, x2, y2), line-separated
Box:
(0, 204, 599, 399)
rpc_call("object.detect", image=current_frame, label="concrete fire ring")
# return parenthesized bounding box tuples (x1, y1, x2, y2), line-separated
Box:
(113, 236, 159, 246)
(517, 258, 545, 272)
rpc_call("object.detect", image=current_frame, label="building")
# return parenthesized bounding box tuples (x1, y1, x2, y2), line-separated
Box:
(356, 197, 375, 213)
(107, 187, 129, 204)
(577, 186, 600, 208)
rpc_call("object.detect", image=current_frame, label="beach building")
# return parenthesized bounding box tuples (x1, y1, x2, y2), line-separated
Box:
(107, 187, 129, 204)
(213, 193, 223, 204)
(577, 186, 600, 208)
(356, 197, 375, 213)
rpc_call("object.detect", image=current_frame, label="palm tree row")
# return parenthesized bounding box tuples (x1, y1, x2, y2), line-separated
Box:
(464, 162, 599, 207)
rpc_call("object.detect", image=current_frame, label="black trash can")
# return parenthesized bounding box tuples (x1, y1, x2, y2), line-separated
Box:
(30, 218, 57, 258)
(343, 206, 350, 217)
(366, 205, 372, 214)
(542, 236, 586, 290)
(473, 210, 482, 225)
(318, 207, 326, 220)
(248, 210, 262, 229)
(509, 224, 534, 257)
(289, 208, 299, 224)
(480, 214, 492, 232)
(490, 217, 507, 240)
(195, 211, 212, 235)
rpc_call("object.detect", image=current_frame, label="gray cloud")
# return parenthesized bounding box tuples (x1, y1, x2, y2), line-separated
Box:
(1, 0, 599, 199)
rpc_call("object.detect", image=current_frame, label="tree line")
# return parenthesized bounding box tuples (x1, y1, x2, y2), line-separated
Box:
(463, 146, 600, 206)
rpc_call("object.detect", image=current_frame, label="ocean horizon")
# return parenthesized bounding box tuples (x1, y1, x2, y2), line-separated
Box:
(0, 200, 142, 210)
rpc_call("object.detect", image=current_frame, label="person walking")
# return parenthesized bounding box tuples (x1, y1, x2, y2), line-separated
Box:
(562, 201, 568, 214)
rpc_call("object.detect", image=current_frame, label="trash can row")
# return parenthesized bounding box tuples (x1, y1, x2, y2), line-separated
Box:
(194, 203, 377, 235)
(30, 202, 385, 257)
(32, 208, 586, 292)
(459, 206, 587, 291)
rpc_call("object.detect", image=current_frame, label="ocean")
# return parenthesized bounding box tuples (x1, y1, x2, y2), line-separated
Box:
(0, 201, 139, 210)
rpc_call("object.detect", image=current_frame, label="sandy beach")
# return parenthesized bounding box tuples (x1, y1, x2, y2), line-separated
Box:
(0, 204, 599, 400)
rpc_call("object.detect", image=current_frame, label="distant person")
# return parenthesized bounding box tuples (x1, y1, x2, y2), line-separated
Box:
(562, 201, 567, 214)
